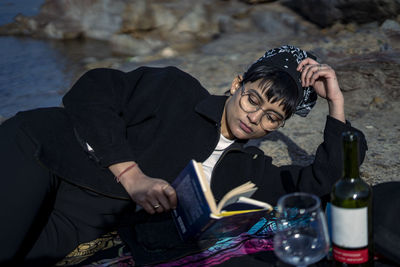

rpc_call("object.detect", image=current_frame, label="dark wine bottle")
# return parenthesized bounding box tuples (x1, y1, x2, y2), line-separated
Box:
(331, 131, 373, 267)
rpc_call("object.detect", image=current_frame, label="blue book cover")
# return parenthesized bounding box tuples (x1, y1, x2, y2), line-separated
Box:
(172, 160, 212, 241)
(171, 160, 272, 241)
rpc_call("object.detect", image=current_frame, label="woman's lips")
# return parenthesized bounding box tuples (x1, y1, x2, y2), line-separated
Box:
(239, 121, 253, 133)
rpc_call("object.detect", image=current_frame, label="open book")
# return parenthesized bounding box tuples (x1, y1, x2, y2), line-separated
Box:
(171, 160, 273, 241)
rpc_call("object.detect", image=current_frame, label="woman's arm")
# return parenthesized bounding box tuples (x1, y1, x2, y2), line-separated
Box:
(109, 161, 177, 214)
(256, 60, 367, 203)
(255, 116, 368, 204)
(63, 68, 140, 167)
(294, 116, 367, 195)
(297, 58, 345, 123)
(63, 67, 177, 214)
(291, 59, 366, 196)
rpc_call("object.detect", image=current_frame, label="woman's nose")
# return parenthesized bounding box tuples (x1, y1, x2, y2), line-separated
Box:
(247, 110, 263, 124)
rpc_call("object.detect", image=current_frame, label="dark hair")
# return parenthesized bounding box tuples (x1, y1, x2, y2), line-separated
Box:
(242, 63, 299, 119)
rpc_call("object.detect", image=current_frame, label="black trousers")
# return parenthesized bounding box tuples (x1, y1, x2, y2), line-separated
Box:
(0, 115, 134, 266)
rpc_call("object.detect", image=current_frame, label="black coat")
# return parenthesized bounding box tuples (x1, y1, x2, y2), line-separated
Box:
(16, 66, 367, 206)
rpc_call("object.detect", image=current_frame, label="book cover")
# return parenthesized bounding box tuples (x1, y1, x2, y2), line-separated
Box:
(171, 160, 272, 241)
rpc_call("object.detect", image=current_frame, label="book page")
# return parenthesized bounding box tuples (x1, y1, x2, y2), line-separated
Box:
(214, 197, 273, 217)
(217, 208, 264, 217)
(235, 196, 273, 211)
(216, 181, 257, 213)
(193, 161, 218, 214)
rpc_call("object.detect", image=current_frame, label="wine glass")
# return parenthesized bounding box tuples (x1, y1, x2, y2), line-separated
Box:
(273, 192, 330, 267)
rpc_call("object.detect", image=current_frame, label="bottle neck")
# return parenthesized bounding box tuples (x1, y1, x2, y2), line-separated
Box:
(342, 131, 360, 179)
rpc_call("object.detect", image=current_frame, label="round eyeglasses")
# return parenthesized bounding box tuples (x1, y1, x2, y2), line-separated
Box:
(239, 85, 285, 131)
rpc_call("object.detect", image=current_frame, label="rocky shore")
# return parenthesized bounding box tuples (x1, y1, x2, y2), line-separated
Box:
(1, 0, 399, 185)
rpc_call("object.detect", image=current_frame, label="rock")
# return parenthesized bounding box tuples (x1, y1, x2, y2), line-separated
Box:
(381, 19, 400, 36)
(360, 171, 370, 179)
(42, 0, 125, 40)
(150, 2, 181, 33)
(210, 1, 254, 34)
(250, 5, 316, 37)
(110, 34, 165, 56)
(0, 0, 221, 56)
(14, 14, 38, 32)
(84, 58, 122, 70)
(334, 52, 400, 100)
(0, 14, 37, 36)
(42, 22, 64, 39)
(160, 47, 178, 58)
(171, 2, 218, 41)
(283, 0, 400, 28)
(121, 0, 154, 34)
(369, 96, 386, 110)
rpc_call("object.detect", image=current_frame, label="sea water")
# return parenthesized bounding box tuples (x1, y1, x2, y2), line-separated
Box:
(0, 0, 120, 119)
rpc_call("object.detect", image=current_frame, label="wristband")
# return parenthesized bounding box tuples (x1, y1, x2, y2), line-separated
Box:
(115, 163, 136, 183)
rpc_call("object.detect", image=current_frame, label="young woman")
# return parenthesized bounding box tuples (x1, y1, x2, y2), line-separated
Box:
(0, 45, 367, 266)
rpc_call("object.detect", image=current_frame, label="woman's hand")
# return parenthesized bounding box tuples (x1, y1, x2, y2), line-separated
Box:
(109, 161, 177, 214)
(297, 58, 345, 123)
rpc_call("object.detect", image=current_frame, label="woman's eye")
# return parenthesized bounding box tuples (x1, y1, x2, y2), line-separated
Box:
(266, 113, 277, 123)
(248, 95, 259, 106)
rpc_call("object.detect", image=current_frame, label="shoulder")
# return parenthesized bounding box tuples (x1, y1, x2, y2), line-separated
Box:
(130, 66, 210, 100)
(79, 66, 208, 94)
(78, 68, 126, 82)
(131, 66, 196, 80)
(132, 66, 205, 88)
(79, 66, 196, 81)
(76, 66, 192, 88)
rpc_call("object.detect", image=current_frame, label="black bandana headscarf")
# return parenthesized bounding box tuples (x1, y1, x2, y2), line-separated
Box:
(253, 45, 318, 117)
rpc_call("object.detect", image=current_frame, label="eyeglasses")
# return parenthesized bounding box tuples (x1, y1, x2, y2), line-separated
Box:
(239, 85, 285, 131)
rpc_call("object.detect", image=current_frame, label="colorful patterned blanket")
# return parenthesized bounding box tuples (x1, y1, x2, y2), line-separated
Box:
(56, 212, 278, 267)
(55, 209, 397, 267)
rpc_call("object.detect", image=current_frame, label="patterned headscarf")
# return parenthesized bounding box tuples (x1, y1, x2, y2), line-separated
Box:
(253, 45, 318, 117)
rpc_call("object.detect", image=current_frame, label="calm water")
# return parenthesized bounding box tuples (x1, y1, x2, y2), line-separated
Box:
(0, 36, 74, 118)
(0, 0, 119, 119)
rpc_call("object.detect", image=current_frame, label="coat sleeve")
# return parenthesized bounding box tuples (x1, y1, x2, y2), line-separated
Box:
(254, 116, 368, 204)
(62, 67, 178, 167)
(62, 68, 142, 167)
(62, 66, 205, 168)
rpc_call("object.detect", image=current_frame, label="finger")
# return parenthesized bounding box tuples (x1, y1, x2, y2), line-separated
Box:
(306, 65, 319, 87)
(299, 63, 315, 87)
(309, 66, 332, 86)
(145, 186, 165, 210)
(304, 64, 322, 87)
(153, 202, 165, 213)
(148, 199, 165, 213)
(142, 202, 156, 214)
(163, 184, 177, 209)
(297, 58, 319, 71)
(149, 182, 172, 211)
(156, 192, 171, 211)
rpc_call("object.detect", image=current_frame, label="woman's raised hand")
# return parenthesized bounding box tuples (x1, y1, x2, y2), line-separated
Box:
(297, 58, 345, 123)
(109, 161, 177, 214)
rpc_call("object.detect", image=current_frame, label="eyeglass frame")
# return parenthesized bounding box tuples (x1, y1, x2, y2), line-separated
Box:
(238, 84, 286, 131)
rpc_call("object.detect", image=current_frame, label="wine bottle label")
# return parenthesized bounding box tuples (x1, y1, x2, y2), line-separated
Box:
(333, 246, 368, 264)
(331, 205, 368, 247)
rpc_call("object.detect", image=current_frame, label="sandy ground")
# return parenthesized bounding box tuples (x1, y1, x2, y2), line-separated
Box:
(119, 28, 400, 186)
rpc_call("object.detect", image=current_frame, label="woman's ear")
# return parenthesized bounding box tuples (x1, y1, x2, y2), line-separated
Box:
(230, 75, 243, 95)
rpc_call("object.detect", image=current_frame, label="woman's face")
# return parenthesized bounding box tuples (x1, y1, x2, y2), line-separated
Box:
(221, 78, 287, 140)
